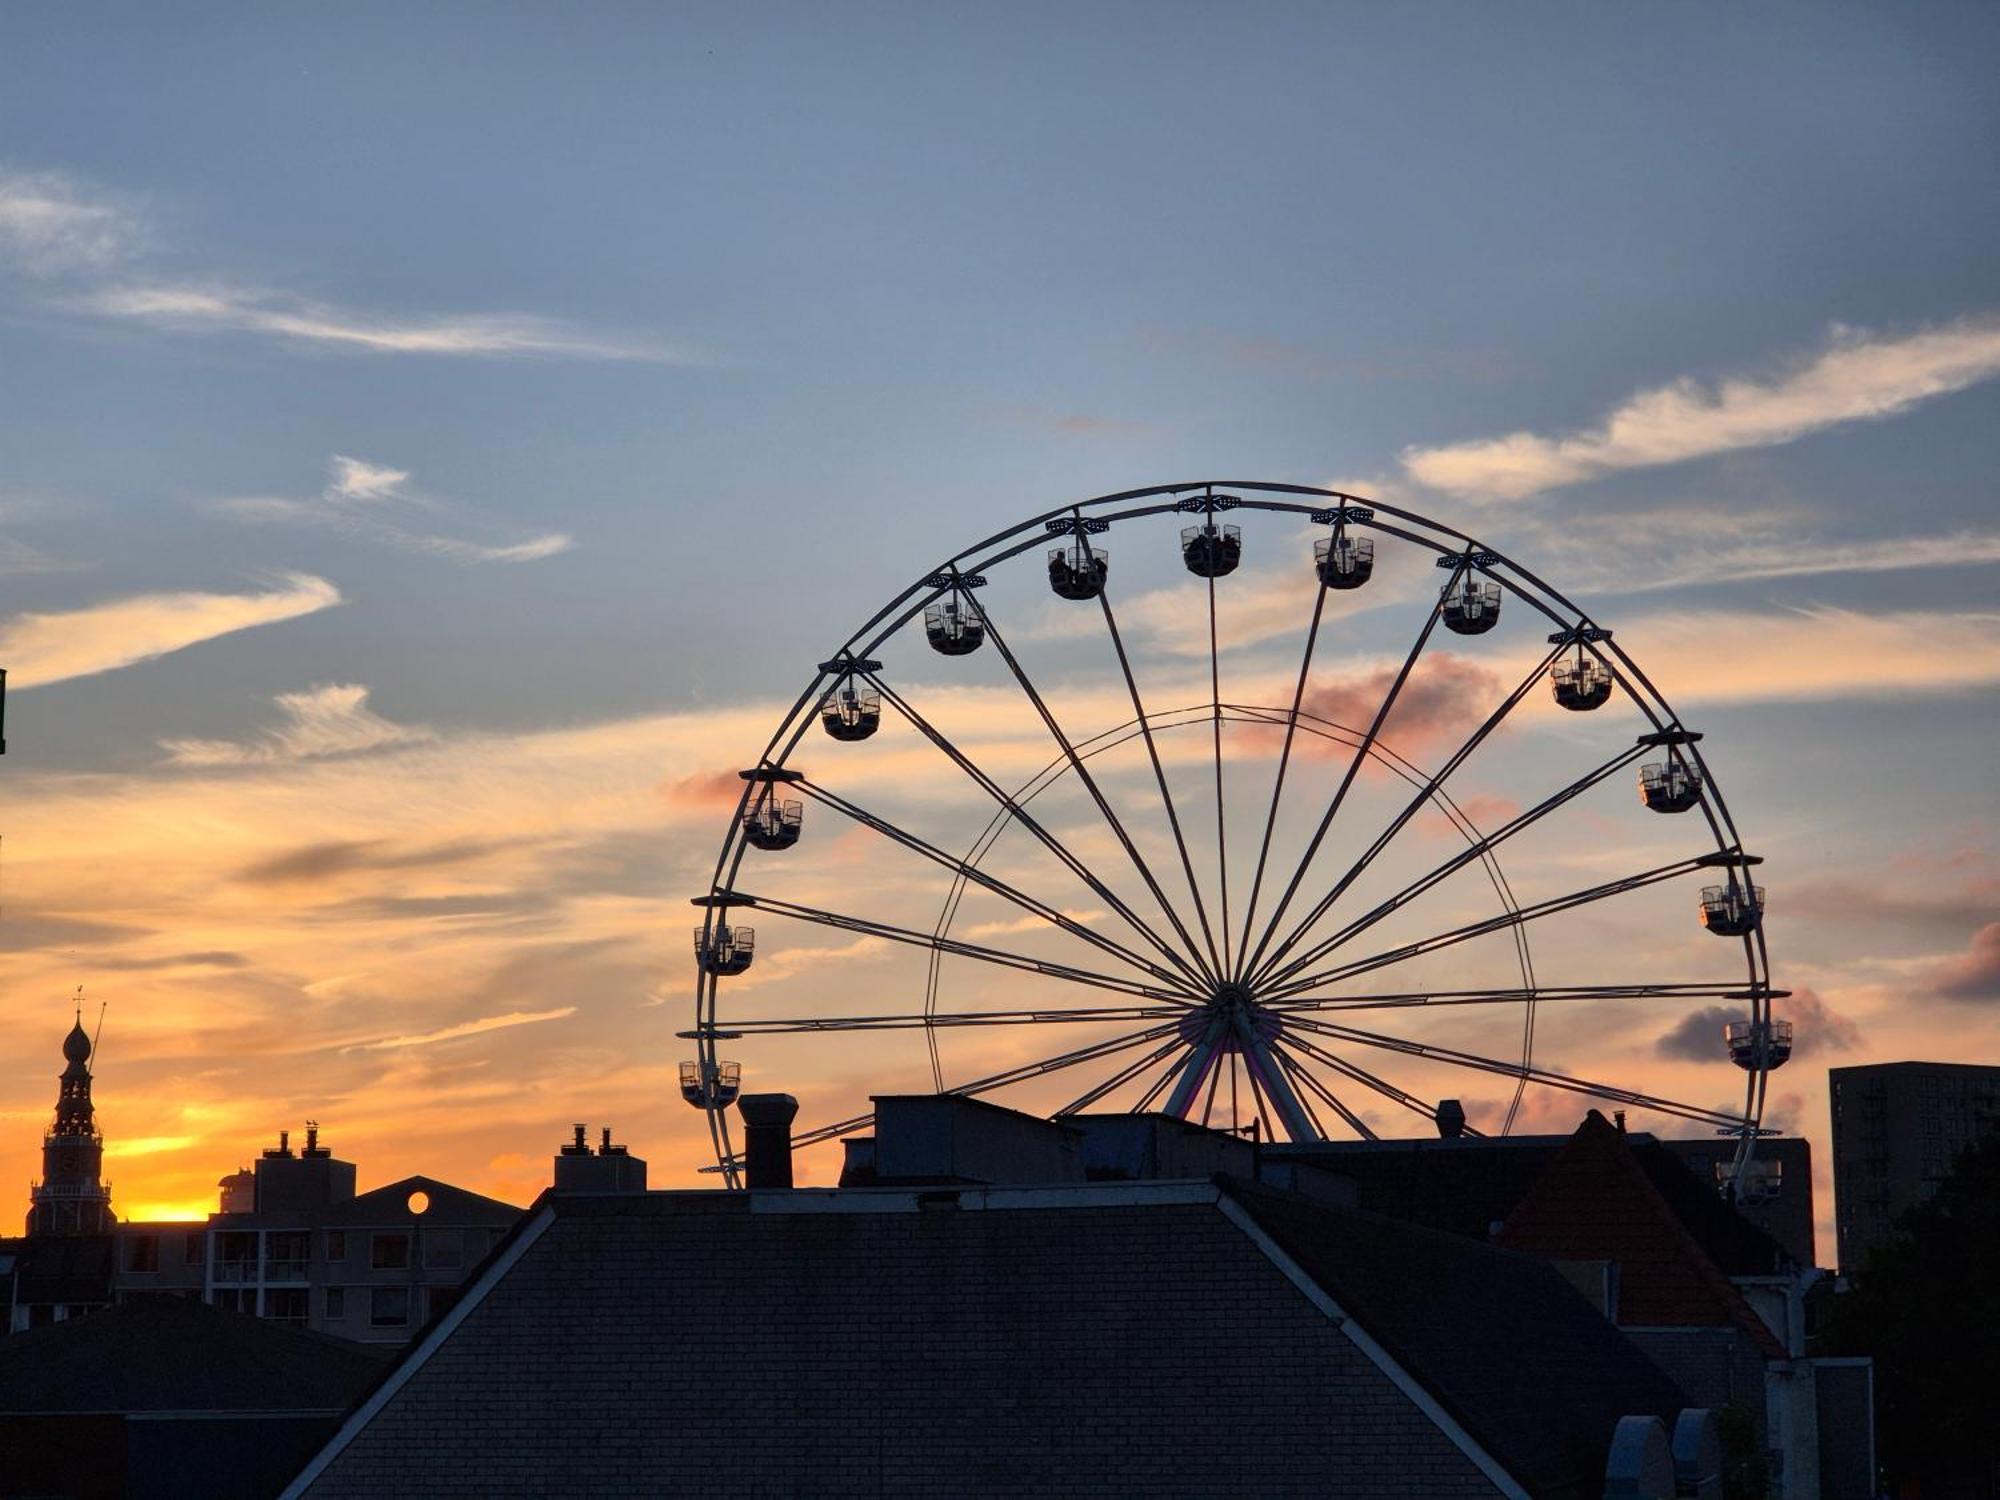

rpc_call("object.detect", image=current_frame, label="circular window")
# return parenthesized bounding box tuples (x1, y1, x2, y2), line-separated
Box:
(406, 1189, 431, 1216)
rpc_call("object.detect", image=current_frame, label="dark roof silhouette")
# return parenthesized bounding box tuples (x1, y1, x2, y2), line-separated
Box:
(1497, 1111, 1785, 1358)
(291, 1177, 1683, 1498)
(0, 1233, 115, 1304)
(1275, 1128, 1797, 1276)
(315, 1175, 520, 1227)
(0, 1298, 391, 1414)
(1229, 1178, 1689, 1499)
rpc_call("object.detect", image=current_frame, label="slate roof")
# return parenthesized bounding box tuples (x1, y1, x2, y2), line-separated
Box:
(0, 1297, 391, 1414)
(1497, 1112, 1786, 1359)
(295, 1177, 1687, 1498)
(1229, 1177, 1688, 1500)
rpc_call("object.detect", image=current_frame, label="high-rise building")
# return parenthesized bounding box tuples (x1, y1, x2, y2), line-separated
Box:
(1829, 1060, 2000, 1273)
(26, 1014, 114, 1236)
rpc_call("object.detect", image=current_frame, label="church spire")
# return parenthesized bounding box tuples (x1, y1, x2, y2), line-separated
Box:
(28, 1002, 114, 1235)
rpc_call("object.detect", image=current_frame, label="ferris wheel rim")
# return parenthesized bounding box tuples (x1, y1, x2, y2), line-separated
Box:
(689, 482, 1779, 1188)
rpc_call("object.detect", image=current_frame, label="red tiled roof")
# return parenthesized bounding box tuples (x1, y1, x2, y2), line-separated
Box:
(1497, 1111, 1785, 1360)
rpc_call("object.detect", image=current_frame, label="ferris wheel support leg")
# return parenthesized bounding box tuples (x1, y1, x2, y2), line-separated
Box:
(1235, 1018, 1319, 1142)
(1163, 1022, 1227, 1120)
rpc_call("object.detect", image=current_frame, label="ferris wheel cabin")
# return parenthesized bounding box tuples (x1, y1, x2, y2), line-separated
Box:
(679, 1058, 743, 1110)
(821, 684, 882, 741)
(1315, 534, 1374, 589)
(1639, 761, 1702, 814)
(1699, 883, 1765, 937)
(694, 924, 756, 976)
(1047, 541, 1109, 600)
(925, 598, 985, 655)
(743, 797, 803, 850)
(1181, 522, 1241, 578)
(1727, 1018, 1793, 1072)
(1441, 578, 1503, 634)
(1552, 657, 1614, 711)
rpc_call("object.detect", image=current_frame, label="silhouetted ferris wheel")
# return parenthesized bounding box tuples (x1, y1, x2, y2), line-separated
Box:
(681, 483, 1790, 1195)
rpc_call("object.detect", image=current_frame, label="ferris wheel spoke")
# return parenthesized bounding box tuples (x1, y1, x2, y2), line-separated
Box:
(1133, 1040, 1199, 1113)
(1237, 571, 1332, 979)
(1284, 1014, 1745, 1129)
(1096, 583, 1225, 980)
(793, 778, 1195, 992)
(862, 673, 1211, 990)
(1052, 1033, 1190, 1117)
(1241, 555, 1468, 981)
(1259, 742, 1651, 991)
(1248, 642, 1563, 988)
(1279, 1031, 1471, 1134)
(1267, 980, 1782, 1016)
(728, 891, 1198, 1004)
(960, 586, 1221, 989)
(1207, 567, 1233, 977)
(683, 1003, 1186, 1037)
(1263, 853, 1718, 1001)
(1272, 1043, 1375, 1140)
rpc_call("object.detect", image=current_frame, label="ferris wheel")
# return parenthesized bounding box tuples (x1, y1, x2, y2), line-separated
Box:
(681, 482, 1790, 1194)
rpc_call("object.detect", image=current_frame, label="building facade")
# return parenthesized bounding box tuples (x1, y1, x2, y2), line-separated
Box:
(1829, 1060, 2000, 1273)
(4, 1022, 528, 1342)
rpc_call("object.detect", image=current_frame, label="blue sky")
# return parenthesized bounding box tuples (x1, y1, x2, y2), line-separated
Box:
(0, 5, 1995, 1252)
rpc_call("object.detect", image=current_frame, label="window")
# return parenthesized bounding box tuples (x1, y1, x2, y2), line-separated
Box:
(425, 1285, 461, 1323)
(326, 1230, 347, 1262)
(422, 1229, 463, 1269)
(324, 1286, 346, 1320)
(124, 1235, 159, 1272)
(266, 1231, 311, 1280)
(184, 1232, 206, 1267)
(212, 1288, 255, 1315)
(371, 1232, 411, 1270)
(265, 1287, 308, 1327)
(370, 1287, 410, 1328)
(215, 1231, 258, 1283)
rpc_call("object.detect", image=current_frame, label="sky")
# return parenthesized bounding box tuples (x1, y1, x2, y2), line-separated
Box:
(0, 4, 1995, 1264)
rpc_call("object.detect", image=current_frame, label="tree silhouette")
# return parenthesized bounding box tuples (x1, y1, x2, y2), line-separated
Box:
(1821, 1132, 2000, 1498)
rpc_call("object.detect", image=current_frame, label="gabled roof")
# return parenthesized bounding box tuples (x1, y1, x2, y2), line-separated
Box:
(1228, 1178, 1688, 1500)
(290, 1177, 1687, 1499)
(318, 1175, 520, 1227)
(0, 1298, 390, 1414)
(1497, 1112, 1785, 1359)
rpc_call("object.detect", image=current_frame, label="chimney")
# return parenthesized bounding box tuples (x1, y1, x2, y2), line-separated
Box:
(553, 1124, 646, 1193)
(263, 1129, 294, 1159)
(303, 1121, 329, 1158)
(738, 1094, 799, 1189)
(1434, 1099, 1467, 1140)
(1614, 1110, 1628, 1134)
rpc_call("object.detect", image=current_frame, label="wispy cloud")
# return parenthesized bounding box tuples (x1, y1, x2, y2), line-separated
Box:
(161, 683, 432, 767)
(1, 164, 696, 362)
(0, 573, 339, 689)
(347, 1007, 578, 1052)
(0, 168, 140, 274)
(83, 283, 692, 362)
(1402, 317, 2000, 501)
(213, 454, 572, 566)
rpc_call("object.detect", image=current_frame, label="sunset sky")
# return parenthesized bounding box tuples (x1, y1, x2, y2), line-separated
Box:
(2, 6, 1995, 1264)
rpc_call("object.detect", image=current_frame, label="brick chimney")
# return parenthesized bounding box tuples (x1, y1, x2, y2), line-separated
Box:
(738, 1094, 799, 1189)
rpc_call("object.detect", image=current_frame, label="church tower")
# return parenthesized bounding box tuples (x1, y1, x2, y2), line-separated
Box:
(27, 1013, 114, 1235)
